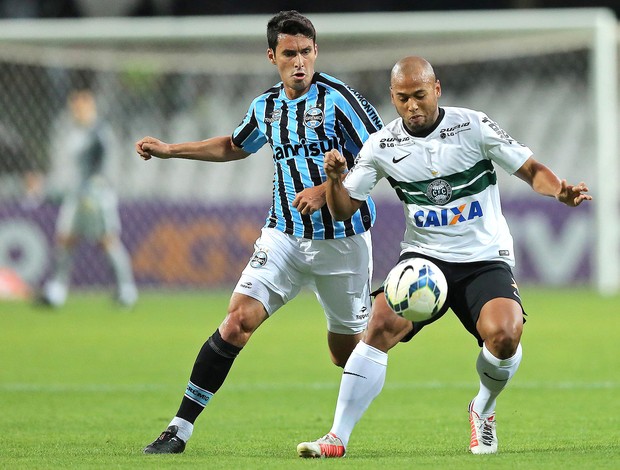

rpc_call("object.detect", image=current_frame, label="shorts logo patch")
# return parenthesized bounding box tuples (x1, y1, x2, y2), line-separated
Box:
(499, 250, 510, 257)
(303, 107, 324, 129)
(511, 277, 521, 300)
(426, 179, 452, 205)
(356, 305, 369, 320)
(250, 249, 268, 268)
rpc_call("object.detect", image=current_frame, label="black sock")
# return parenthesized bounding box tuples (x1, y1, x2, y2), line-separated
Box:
(176, 328, 242, 423)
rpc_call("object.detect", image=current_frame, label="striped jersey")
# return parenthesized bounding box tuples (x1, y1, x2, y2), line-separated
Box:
(232, 72, 383, 240)
(343, 107, 532, 265)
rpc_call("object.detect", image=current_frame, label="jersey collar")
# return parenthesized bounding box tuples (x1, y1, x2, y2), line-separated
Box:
(402, 107, 445, 138)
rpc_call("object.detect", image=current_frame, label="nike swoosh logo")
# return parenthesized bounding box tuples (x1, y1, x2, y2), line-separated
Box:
(392, 152, 410, 164)
(483, 372, 507, 382)
(343, 371, 367, 379)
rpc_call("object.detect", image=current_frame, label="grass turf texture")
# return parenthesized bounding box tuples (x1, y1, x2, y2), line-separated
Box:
(1, 288, 618, 469)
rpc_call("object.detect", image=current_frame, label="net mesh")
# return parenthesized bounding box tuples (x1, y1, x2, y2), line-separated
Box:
(0, 16, 614, 292)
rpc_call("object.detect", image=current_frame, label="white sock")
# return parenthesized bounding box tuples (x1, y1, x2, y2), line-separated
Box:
(330, 341, 388, 449)
(106, 241, 137, 297)
(43, 279, 68, 307)
(473, 342, 523, 418)
(169, 416, 193, 443)
(44, 246, 73, 306)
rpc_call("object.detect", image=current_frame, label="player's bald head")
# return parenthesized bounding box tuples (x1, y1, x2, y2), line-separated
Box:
(390, 56, 436, 87)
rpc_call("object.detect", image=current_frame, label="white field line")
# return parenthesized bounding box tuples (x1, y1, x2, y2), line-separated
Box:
(0, 381, 617, 393)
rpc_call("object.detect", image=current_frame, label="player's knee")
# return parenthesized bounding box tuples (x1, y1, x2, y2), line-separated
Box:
(367, 311, 391, 333)
(328, 337, 360, 368)
(220, 301, 266, 346)
(485, 326, 521, 359)
(57, 235, 76, 247)
(99, 235, 118, 250)
(364, 307, 409, 351)
(330, 354, 348, 368)
(478, 300, 523, 359)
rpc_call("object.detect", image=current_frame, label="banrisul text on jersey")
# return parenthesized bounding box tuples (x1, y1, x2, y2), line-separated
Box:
(232, 72, 383, 240)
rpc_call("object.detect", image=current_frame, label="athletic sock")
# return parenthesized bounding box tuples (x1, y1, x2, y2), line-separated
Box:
(176, 329, 242, 425)
(169, 416, 193, 443)
(473, 342, 523, 418)
(105, 239, 137, 303)
(44, 245, 72, 305)
(53, 244, 73, 285)
(330, 341, 388, 449)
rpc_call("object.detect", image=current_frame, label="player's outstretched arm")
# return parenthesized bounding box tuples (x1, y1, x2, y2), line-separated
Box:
(324, 149, 363, 220)
(515, 156, 592, 207)
(135, 135, 250, 162)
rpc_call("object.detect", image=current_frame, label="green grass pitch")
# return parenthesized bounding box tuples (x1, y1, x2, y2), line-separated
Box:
(1, 287, 618, 469)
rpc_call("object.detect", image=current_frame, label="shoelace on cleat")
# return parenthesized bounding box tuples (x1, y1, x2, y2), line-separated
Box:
(478, 418, 495, 446)
(469, 408, 495, 449)
(157, 430, 176, 442)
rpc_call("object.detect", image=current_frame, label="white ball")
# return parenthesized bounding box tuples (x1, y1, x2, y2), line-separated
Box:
(384, 257, 448, 322)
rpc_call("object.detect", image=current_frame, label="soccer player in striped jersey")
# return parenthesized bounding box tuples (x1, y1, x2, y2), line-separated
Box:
(297, 56, 591, 458)
(135, 10, 382, 454)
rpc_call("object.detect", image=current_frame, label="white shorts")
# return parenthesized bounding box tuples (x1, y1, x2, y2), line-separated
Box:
(56, 180, 121, 241)
(233, 227, 373, 335)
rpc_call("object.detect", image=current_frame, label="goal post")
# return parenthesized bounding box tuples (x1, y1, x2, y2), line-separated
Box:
(0, 9, 617, 294)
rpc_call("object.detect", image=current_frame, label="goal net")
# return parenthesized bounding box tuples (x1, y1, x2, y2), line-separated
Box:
(0, 9, 617, 294)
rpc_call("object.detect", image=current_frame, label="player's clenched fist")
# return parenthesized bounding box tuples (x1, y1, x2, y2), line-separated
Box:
(324, 149, 347, 181)
(135, 136, 171, 161)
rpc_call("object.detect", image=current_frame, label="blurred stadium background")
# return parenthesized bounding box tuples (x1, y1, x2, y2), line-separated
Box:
(0, 1, 618, 300)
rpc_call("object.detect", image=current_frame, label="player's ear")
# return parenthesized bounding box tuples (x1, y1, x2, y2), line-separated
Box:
(435, 80, 442, 98)
(267, 48, 276, 65)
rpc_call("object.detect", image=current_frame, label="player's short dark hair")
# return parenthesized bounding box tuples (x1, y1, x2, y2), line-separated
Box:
(267, 10, 316, 51)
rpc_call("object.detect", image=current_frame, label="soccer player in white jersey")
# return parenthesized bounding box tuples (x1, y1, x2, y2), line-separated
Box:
(297, 56, 591, 458)
(135, 11, 382, 454)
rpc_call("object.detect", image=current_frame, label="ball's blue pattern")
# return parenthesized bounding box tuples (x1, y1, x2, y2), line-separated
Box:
(407, 265, 442, 314)
(384, 259, 447, 320)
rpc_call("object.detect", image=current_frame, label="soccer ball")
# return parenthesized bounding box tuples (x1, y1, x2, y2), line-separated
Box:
(383, 258, 448, 322)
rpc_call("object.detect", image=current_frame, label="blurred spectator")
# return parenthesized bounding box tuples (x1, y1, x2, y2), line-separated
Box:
(38, 88, 138, 307)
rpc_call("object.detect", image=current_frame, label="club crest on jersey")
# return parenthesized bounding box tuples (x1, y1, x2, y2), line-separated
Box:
(303, 107, 324, 129)
(250, 249, 268, 268)
(426, 179, 452, 205)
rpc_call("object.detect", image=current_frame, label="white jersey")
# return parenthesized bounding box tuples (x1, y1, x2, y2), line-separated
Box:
(343, 107, 532, 265)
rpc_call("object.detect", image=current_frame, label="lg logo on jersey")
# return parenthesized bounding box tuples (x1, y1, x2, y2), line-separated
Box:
(439, 121, 471, 139)
(380, 136, 411, 149)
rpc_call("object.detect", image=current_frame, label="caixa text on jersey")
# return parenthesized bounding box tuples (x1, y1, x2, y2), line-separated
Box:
(413, 201, 483, 227)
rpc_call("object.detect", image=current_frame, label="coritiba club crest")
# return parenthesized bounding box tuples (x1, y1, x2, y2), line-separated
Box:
(426, 179, 452, 205)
